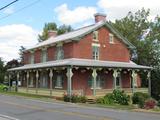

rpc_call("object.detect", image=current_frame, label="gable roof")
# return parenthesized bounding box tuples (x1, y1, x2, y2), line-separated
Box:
(27, 20, 135, 51)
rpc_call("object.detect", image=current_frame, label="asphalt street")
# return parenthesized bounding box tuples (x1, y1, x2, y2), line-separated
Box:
(0, 94, 160, 120)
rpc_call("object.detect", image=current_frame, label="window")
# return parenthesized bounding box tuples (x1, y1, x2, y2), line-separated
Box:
(93, 31, 98, 41)
(55, 45, 64, 60)
(116, 73, 121, 88)
(109, 33, 114, 43)
(55, 75, 63, 88)
(88, 75, 104, 89)
(30, 53, 34, 64)
(41, 50, 47, 62)
(92, 46, 99, 60)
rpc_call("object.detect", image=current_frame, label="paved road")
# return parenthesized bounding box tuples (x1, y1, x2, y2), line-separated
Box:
(0, 94, 160, 120)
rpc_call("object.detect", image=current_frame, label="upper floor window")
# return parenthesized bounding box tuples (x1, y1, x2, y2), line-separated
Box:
(30, 52, 34, 64)
(55, 44, 64, 60)
(92, 45, 99, 60)
(93, 31, 98, 41)
(109, 33, 114, 43)
(41, 50, 47, 62)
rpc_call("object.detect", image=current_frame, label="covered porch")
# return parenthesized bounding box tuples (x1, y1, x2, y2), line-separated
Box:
(8, 58, 152, 98)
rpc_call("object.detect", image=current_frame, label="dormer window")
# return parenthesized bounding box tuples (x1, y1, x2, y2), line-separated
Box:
(41, 49, 47, 62)
(93, 31, 98, 41)
(109, 33, 114, 43)
(55, 43, 64, 60)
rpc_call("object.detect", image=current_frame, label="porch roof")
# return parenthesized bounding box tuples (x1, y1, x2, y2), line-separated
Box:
(8, 58, 152, 71)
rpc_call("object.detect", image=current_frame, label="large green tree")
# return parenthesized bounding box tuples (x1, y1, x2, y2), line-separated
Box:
(0, 58, 6, 83)
(38, 22, 73, 42)
(112, 8, 160, 99)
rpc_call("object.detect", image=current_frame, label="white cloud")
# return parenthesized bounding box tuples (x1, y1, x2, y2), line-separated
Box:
(0, 24, 38, 62)
(3, 7, 14, 14)
(54, 4, 97, 25)
(98, 0, 160, 20)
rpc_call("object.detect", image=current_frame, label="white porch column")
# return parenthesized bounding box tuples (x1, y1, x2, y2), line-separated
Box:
(113, 69, 118, 89)
(36, 70, 39, 94)
(49, 69, 53, 96)
(67, 67, 73, 97)
(92, 68, 97, 96)
(147, 71, 151, 96)
(131, 70, 137, 93)
(26, 71, 29, 92)
(16, 72, 19, 92)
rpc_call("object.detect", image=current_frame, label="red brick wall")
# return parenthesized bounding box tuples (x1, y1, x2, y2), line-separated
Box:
(72, 27, 130, 62)
(23, 52, 30, 64)
(63, 42, 74, 59)
(121, 71, 131, 88)
(23, 26, 131, 64)
(34, 49, 41, 63)
(47, 46, 56, 61)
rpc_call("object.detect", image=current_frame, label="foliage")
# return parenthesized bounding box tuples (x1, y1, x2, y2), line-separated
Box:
(96, 89, 130, 105)
(132, 92, 150, 108)
(157, 100, 160, 107)
(144, 98, 157, 109)
(112, 8, 160, 98)
(0, 58, 6, 83)
(38, 22, 73, 42)
(19, 46, 26, 64)
(63, 93, 87, 103)
(151, 69, 160, 100)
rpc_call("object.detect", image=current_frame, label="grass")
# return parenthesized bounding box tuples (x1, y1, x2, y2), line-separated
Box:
(0, 90, 52, 99)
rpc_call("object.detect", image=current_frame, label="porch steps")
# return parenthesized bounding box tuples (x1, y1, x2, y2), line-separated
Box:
(86, 96, 96, 104)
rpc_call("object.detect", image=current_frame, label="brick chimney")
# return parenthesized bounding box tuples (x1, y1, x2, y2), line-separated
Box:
(94, 13, 106, 23)
(48, 30, 57, 38)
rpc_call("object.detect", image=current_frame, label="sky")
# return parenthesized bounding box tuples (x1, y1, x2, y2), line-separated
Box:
(0, 0, 160, 62)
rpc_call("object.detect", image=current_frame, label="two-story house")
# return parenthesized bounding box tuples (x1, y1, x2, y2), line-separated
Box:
(8, 13, 152, 97)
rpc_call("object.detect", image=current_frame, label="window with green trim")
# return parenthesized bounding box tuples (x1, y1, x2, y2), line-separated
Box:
(88, 75, 105, 88)
(41, 50, 47, 62)
(93, 31, 98, 41)
(30, 53, 34, 64)
(55, 46, 64, 60)
(92, 46, 99, 60)
(55, 75, 63, 88)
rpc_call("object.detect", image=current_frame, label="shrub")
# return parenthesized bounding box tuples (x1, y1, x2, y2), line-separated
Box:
(63, 94, 71, 102)
(63, 94, 87, 103)
(96, 89, 130, 105)
(157, 100, 160, 107)
(132, 92, 150, 108)
(144, 99, 157, 109)
(78, 96, 87, 103)
(112, 89, 130, 105)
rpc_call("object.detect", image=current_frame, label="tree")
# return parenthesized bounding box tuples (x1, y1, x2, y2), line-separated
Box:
(38, 22, 73, 42)
(111, 8, 160, 99)
(19, 46, 26, 64)
(57, 24, 73, 35)
(0, 58, 6, 83)
(38, 22, 57, 42)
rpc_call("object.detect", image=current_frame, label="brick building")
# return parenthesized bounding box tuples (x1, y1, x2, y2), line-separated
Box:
(8, 13, 152, 97)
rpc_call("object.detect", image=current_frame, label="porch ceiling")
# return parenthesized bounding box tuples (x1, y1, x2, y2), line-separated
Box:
(8, 58, 152, 71)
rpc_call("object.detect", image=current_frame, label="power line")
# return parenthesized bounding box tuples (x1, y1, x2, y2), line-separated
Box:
(0, 0, 41, 20)
(0, 0, 19, 11)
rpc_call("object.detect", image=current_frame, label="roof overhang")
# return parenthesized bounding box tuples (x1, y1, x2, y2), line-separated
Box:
(8, 58, 152, 71)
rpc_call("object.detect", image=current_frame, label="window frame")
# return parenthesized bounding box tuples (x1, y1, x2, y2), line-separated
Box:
(109, 33, 114, 44)
(55, 75, 63, 89)
(92, 45, 100, 60)
(41, 49, 47, 63)
(93, 31, 98, 41)
(55, 44, 64, 60)
(30, 52, 34, 64)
